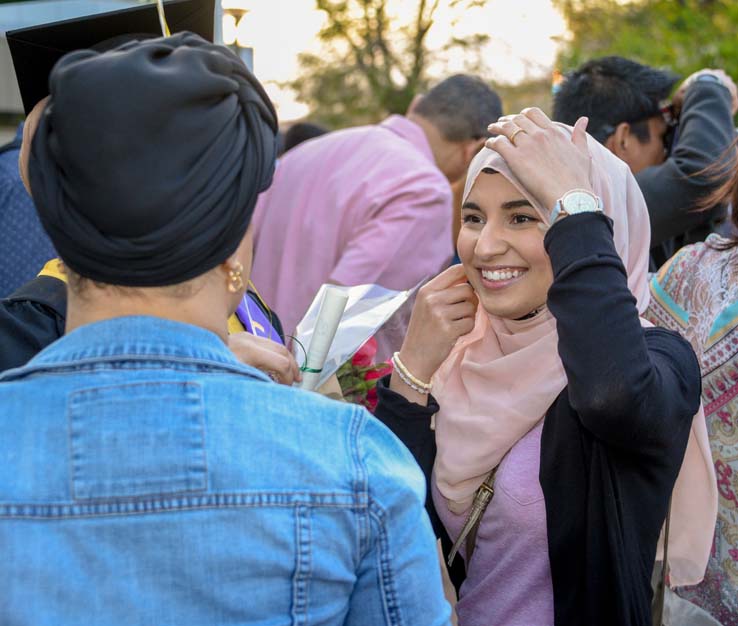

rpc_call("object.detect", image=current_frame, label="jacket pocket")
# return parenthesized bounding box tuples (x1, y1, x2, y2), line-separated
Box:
(68, 381, 206, 499)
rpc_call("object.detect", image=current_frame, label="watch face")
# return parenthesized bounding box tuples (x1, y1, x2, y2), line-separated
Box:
(562, 191, 598, 214)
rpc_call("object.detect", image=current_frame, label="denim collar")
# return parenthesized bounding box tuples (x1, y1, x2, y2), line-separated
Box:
(1, 315, 271, 382)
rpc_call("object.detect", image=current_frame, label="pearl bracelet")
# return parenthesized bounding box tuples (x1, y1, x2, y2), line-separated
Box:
(392, 352, 433, 395)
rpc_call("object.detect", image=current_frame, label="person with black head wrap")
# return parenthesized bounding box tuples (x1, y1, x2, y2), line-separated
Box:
(0, 33, 450, 625)
(1, 31, 297, 383)
(30, 32, 276, 286)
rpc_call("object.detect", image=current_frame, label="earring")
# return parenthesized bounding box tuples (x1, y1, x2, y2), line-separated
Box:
(227, 261, 244, 293)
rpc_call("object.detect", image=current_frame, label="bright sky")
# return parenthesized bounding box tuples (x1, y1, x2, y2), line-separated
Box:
(235, 0, 567, 122)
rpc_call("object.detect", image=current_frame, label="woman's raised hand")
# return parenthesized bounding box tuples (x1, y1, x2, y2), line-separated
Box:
(486, 108, 593, 214)
(390, 265, 478, 403)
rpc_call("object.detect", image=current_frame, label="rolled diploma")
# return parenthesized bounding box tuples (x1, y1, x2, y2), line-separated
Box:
(299, 287, 349, 391)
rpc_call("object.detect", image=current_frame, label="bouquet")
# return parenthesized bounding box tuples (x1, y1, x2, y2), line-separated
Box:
(336, 337, 393, 412)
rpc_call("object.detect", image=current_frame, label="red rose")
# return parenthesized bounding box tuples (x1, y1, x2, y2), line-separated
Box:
(352, 337, 378, 368)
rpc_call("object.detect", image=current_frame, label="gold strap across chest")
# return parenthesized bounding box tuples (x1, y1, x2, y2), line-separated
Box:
(447, 466, 498, 567)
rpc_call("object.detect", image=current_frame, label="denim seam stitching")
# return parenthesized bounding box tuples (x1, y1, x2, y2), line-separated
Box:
(369, 502, 403, 626)
(291, 504, 311, 624)
(0, 493, 363, 519)
(349, 407, 370, 557)
(197, 384, 209, 492)
(65, 390, 75, 501)
(1, 354, 271, 383)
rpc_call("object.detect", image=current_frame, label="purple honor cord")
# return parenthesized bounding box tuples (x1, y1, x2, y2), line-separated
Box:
(235, 294, 284, 345)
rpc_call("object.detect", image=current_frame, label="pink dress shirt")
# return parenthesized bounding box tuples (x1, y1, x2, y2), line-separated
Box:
(251, 115, 453, 359)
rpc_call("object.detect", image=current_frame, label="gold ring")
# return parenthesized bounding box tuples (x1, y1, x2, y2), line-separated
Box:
(510, 128, 526, 146)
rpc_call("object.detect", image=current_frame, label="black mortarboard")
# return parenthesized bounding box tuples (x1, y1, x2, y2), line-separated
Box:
(7, 0, 215, 114)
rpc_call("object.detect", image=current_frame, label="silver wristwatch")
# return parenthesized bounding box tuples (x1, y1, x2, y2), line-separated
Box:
(549, 189, 603, 224)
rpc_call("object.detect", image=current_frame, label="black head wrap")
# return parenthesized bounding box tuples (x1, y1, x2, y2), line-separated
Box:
(29, 32, 278, 286)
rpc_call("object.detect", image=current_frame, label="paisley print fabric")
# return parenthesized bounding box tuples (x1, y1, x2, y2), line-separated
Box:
(647, 235, 738, 625)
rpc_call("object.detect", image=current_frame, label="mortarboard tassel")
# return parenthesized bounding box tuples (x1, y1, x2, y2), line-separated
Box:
(156, 0, 172, 37)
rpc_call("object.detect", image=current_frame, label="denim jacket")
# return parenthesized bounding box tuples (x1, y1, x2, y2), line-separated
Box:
(0, 316, 450, 626)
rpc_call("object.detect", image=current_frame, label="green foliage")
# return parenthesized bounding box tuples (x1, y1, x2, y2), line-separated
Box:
(287, 0, 738, 129)
(555, 0, 738, 82)
(496, 78, 554, 117)
(286, 0, 491, 129)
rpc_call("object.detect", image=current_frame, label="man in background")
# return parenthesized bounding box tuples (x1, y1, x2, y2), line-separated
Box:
(554, 56, 737, 268)
(251, 74, 502, 358)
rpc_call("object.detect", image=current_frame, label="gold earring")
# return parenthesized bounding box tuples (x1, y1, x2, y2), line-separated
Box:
(227, 261, 244, 293)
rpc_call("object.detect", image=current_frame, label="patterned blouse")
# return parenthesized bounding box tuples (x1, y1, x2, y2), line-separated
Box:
(647, 235, 738, 625)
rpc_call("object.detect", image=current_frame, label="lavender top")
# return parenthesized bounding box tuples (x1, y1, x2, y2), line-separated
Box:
(433, 421, 554, 626)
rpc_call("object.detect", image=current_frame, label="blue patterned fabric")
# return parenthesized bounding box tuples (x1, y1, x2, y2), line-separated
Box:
(0, 123, 55, 297)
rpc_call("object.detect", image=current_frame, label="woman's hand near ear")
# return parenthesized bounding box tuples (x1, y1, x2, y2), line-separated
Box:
(390, 264, 478, 405)
(486, 108, 593, 212)
(228, 332, 302, 386)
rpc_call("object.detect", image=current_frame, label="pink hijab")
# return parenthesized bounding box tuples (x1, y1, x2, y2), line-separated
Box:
(432, 125, 717, 586)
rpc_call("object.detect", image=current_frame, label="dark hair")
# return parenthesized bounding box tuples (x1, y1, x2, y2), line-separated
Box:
(553, 56, 678, 144)
(282, 122, 328, 154)
(695, 135, 738, 249)
(66, 266, 202, 298)
(414, 74, 503, 142)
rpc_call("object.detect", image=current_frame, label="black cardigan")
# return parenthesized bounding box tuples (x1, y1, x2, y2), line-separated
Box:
(374, 213, 702, 626)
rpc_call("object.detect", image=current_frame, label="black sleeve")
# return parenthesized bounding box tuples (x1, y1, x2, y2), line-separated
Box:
(374, 375, 438, 479)
(0, 301, 65, 372)
(637, 81, 735, 248)
(544, 212, 702, 451)
(0, 276, 67, 373)
(373, 375, 466, 589)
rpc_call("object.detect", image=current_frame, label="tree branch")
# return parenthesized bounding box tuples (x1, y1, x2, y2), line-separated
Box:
(408, 0, 440, 87)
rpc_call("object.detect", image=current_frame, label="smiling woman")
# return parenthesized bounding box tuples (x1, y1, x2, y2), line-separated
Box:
(458, 171, 552, 320)
(373, 108, 717, 626)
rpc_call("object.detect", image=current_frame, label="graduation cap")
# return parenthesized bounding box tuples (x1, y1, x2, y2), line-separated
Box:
(7, 0, 215, 114)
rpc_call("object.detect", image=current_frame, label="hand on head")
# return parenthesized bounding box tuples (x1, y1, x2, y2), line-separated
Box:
(672, 68, 738, 115)
(486, 108, 593, 215)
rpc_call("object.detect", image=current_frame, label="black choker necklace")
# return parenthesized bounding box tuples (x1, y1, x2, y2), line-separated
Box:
(515, 306, 543, 321)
